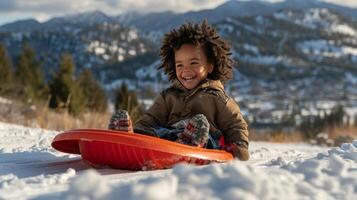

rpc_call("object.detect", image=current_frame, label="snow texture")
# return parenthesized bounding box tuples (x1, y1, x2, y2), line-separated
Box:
(1, 122, 357, 199)
(296, 40, 357, 62)
(273, 8, 357, 37)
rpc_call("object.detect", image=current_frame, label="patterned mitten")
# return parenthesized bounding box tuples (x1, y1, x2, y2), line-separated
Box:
(177, 114, 209, 147)
(108, 110, 134, 133)
(171, 118, 189, 130)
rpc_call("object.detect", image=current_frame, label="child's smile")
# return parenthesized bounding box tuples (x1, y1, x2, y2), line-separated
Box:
(174, 44, 213, 90)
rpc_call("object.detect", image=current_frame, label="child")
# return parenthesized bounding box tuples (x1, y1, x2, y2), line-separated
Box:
(108, 20, 249, 161)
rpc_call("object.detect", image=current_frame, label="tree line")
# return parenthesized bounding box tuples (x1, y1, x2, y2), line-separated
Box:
(299, 105, 348, 140)
(0, 43, 143, 119)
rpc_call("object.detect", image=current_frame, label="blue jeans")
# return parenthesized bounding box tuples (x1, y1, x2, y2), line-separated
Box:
(153, 127, 222, 149)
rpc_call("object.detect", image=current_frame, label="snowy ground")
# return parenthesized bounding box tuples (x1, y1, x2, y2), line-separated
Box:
(1, 122, 357, 200)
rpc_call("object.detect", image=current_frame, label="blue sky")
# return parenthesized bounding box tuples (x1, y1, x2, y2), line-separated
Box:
(0, 0, 356, 26)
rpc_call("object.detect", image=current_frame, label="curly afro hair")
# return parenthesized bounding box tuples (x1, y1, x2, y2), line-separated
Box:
(159, 20, 234, 84)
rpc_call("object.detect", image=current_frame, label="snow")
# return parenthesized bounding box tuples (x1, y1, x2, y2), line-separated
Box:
(242, 43, 259, 55)
(246, 101, 275, 110)
(127, 30, 138, 42)
(217, 24, 234, 35)
(330, 24, 357, 37)
(316, 100, 337, 110)
(239, 54, 290, 65)
(117, 54, 124, 62)
(273, 9, 335, 30)
(84, 29, 142, 63)
(345, 107, 357, 124)
(274, 8, 357, 37)
(225, 17, 263, 35)
(297, 40, 357, 61)
(1, 121, 357, 199)
(128, 49, 137, 56)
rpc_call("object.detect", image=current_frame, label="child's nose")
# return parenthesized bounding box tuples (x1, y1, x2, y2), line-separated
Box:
(182, 64, 191, 71)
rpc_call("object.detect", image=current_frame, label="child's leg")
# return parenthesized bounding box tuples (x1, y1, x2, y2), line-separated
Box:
(108, 111, 211, 148)
(206, 130, 224, 149)
(108, 110, 134, 133)
(153, 127, 182, 141)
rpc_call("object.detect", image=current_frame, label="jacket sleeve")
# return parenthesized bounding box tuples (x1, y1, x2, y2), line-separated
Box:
(134, 94, 168, 136)
(216, 97, 249, 145)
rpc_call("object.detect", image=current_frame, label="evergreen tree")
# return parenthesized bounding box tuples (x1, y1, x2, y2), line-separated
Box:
(0, 43, 13, 95)
(78, 69, 108, 112)
(330, 105, 345, 127)
(14, 43, 48, 102)
(300, 105, 347, 140)
(49, 53, 85, 116)
(114, 83, 143, 122)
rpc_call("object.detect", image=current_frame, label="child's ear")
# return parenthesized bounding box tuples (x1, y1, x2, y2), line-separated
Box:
(207, 64, 213, 73)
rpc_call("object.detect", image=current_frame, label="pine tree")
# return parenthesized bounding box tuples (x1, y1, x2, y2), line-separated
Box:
(115, 83, 129, 110)
(78, 69, 108, 112)
(331, 105, 345, 126)
(14, 43, 48, 102)
(49, 53, 85, 116)
(114, 83, 143, 122)
(0, 43, 13, 95)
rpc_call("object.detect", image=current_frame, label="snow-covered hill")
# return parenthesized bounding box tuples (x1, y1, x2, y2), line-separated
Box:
(1, 121, 357, 199)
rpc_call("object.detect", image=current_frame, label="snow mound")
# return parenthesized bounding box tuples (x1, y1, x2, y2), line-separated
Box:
(1, 122, 356, 199)
(51, 141, 357, 200)
(63, 169, 110, 200)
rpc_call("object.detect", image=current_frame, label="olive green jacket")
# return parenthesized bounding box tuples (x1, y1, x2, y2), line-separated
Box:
(134, 79, 249, 145)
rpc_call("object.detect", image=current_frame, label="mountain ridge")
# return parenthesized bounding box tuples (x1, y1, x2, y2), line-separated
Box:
(1, 0, 356, 33)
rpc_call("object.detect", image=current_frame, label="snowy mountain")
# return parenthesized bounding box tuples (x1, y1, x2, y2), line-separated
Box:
(1, 0, 356, 33)
(215, 8, 357, 80)
(116, 0, 357, 32)
(1, 121, 357, 199)
(0, 19, 157, 81)
(0, 7, 356, 82)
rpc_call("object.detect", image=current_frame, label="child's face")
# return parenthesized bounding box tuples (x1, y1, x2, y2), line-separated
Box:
(174, 44, 213, 90)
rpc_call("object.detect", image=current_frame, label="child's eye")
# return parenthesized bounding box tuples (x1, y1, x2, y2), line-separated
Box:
(191, 62, 199, 65)
(176, 64, 183, 68)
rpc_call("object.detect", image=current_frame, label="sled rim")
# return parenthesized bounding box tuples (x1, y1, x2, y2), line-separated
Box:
(51, 129, 233, 162)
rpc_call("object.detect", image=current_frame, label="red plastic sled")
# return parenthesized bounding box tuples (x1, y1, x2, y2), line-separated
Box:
(51, 129, 233, 170)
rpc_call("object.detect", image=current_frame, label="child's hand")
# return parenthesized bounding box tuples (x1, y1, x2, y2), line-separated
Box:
(224, 142, 250, 161)
(176, 114, 210, 147)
